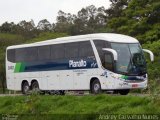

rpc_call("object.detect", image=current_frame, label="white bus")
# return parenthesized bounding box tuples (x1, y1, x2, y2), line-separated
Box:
(6, 33, 154, 95)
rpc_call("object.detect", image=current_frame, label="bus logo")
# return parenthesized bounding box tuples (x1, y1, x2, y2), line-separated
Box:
(69, 60, 87, 68)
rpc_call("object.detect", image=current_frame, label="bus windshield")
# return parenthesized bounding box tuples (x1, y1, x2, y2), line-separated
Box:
(111, 43, 147, 76)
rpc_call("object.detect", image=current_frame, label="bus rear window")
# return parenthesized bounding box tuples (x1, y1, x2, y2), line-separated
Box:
(7, 49, 15, 62)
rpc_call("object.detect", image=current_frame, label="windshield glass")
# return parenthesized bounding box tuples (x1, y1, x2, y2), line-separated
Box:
(111, 43, 147, 75)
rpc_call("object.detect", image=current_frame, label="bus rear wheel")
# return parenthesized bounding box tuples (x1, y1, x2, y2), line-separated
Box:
(60, 90, 65, 95)
(22, 81, 30, 95)
(119, 89, 130, 95)
(91, 79, 101, 94)
(31, 81, 40, 94)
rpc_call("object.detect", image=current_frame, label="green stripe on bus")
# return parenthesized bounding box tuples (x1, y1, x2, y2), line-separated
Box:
(14, 63, 25, 73)
(121, 75, 128, 80)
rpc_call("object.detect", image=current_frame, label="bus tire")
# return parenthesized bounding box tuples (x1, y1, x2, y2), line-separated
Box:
(119, 89, 130, 95)
(40, 91, 46, 95)
(22, 81, 30, 95)
(91, 79, 101, 94)
(31, 81, 40, 94)
(60, 90, 65, 95)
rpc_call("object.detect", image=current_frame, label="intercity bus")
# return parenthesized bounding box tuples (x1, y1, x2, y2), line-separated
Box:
(6, 33, 154, 95)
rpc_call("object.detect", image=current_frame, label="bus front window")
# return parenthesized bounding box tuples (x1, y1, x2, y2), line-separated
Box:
(111, 43, 147, 76)
(111, 43, 131, 74)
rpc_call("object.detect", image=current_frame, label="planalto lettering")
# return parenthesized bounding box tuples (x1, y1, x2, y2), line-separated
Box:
(69, 60, 87, 68)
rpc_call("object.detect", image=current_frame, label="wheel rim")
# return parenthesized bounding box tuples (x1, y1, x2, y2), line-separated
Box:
(94, 83, 100, 92)
(24, 85, 29, 93)
(32, 83, 39, 92)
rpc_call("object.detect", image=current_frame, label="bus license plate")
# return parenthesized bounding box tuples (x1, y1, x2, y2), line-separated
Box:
(132, 84, 138, 88)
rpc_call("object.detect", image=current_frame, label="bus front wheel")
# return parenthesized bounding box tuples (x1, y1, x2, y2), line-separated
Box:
(91, 79, 101, 94)
(22, 81, 30, 95)
(119, 89, 130, 95)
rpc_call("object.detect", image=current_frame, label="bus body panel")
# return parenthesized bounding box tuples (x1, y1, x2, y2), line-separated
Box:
(6, 61, 15, 90)
(6, 33, 149, 92)
(43, 71, 59, 90)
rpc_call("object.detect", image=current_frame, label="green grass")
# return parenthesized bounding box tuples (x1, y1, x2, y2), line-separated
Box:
(0, 94, 159, 120)
(0, 33, 25, 47)
(0, 33, 24, 41)
(26, 32, 68, 43)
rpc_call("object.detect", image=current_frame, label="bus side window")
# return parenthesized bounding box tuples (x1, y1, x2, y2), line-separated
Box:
(26, 47, 38, 62)
(15, 47, 38, 62)
(15, 48, 27, 62)
(94, 40, 114, 71)
(79, 41, 94, 58)
(38, 45, 50, 61)
(103, 53, 114, 72)
(65, 42, 79, 59)
(94, 40, 111, 61)
(51, 44, 65, 60)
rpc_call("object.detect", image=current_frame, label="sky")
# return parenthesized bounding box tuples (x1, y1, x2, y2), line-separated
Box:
(0, 0, 111, 26)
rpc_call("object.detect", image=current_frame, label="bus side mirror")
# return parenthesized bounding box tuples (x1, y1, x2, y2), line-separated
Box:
(102, 48, 118, 61)
(143, 49, 154, 62)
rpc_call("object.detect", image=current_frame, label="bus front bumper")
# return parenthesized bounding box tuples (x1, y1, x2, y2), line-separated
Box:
(103, 80, 148, 90)
(115, 80, 147, 89)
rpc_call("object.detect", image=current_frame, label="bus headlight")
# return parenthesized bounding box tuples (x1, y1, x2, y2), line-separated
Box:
(109, 72, 124, 81)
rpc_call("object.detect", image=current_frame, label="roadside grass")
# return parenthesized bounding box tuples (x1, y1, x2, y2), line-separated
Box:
(0, 94, 159, 120)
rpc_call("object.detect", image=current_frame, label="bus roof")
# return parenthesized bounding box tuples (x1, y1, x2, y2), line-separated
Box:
(7, 33, 139, 49)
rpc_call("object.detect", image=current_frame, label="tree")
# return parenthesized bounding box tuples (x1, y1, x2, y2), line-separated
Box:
(54, 10, 75, 33)
(69, 5, 107, 35)
(106, 0, 130, 18)
(0, 22, 15, 33)
(37, 19, 53, 31)
(18, 20, 40, 39)
(19, 20, 35, 31)
(106, 0, 160, 43)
